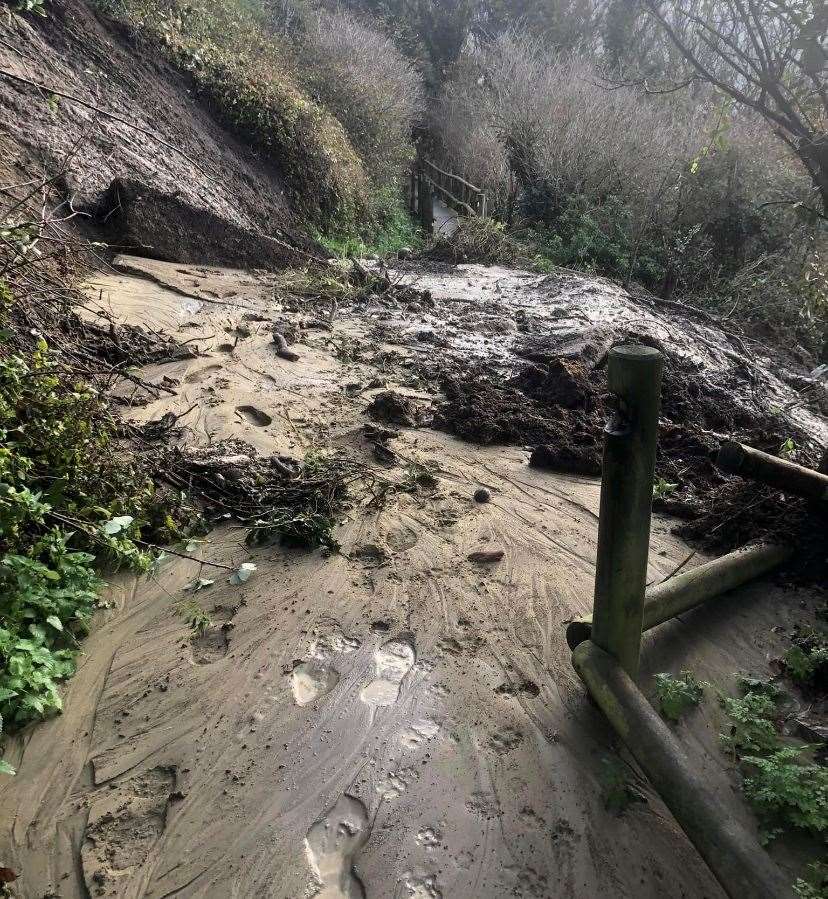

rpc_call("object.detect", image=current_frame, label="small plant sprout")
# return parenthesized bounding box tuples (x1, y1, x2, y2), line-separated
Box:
(652, 477, 678, 500)
(175, 600, 212, 636)
(0, 759, 15, 776)
(740, 747, 828, 844)
(779, 437, 798, 458)
(654, 670, 705, 722)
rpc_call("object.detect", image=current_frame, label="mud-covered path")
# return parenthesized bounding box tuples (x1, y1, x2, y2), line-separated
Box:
(1, 258, 823, 898)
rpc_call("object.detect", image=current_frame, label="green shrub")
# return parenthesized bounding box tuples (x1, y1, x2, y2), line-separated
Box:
(95, 0, 373, 234)
(317, 188, 421, 259)
(719, 689, 780, 756)
(741, 748, 828, 843)
(654, 670, 705, 723)
(0, 298, 176, 754)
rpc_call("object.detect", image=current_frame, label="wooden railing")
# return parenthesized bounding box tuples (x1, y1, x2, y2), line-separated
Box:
(409, 159, 487, 225)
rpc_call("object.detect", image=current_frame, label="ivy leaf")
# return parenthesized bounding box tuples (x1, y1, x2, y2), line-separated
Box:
(102, 515, 134, 536)
(230, 562, 257, 585)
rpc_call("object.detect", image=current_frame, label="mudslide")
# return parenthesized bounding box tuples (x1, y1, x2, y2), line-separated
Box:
(0, 257, 823, 898)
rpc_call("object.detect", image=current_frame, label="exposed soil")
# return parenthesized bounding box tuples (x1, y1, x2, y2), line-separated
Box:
(0, 0, 317, 269)
(2, 254, 824, 899)
(88, 179, 320, 269)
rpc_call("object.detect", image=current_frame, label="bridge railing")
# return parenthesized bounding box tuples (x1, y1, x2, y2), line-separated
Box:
(409, 159, 487, 223)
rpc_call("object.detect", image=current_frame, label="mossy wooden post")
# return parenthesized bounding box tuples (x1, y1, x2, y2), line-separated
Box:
(591, 344, 664, 679)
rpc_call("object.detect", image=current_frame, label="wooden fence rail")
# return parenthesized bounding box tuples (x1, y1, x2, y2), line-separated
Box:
(409, 159, 487, 224)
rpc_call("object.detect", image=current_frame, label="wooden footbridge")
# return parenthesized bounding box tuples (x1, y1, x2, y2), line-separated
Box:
(409, 158, 487, 232)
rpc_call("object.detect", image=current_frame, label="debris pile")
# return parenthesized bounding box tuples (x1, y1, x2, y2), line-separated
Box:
(158, 440, 355, 548)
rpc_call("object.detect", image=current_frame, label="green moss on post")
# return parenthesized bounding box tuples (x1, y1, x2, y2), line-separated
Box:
(590, 344, 664, 679)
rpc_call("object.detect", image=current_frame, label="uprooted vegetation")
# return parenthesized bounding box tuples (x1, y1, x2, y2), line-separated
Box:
(159, 441, 354, 550)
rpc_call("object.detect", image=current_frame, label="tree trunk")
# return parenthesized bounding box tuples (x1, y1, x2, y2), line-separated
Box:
(796, 136, 828, 217)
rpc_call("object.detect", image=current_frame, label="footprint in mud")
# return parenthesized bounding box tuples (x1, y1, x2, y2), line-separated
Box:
(292, 660, 341, 706)
(306, 794, 370, 899)
(190, 608, 233, 665)
(401, 872, 443, 898)
(82, 766, 176, 896)
(235, 405, 273, 427)
(401, 718, 440, 750)
(289, 620, 360, 707)
(184, 363, 222, 383)
(416, 827, 441, 849)
(360, 636, 416, 707)
(376, 767, 419, 800)
(489, 727, 524, 755)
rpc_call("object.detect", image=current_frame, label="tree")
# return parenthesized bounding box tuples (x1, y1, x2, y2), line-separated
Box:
(645, 1, 828, 215)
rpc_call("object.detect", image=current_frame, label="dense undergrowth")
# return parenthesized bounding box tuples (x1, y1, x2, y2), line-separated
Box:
(0, 286, 185, 769)
(434, 36, 828, 356)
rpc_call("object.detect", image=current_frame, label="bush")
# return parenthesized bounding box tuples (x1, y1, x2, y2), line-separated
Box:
(433, 31, 827, 351)
(0, 304, 177, 749)
(298, 8, 423, 185)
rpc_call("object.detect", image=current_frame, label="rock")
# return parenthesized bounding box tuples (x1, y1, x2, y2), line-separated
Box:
(373, 443, 397, 465)
(468, 549, 504, 564)
(473, 487, 491, 503)
(273, 331, 300, 362)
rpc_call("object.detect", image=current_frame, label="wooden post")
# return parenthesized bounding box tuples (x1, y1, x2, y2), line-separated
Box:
(567, 542, 792, 650)
(590, 344, 664, 679)
(420, 179, 434, 233)
(409, 168, 416, 215)
(573, 642, 796, 899)
(717, 440, 828, 501)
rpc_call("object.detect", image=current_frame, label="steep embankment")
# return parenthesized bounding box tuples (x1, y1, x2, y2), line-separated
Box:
(0, 0, 330, 266)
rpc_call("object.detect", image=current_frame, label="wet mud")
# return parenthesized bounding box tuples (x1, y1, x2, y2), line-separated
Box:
(1, 254, 824, 898)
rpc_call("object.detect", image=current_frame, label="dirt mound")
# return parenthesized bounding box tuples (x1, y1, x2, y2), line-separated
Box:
(435, 373, 603, 475)
(90, 179, 319, 269)
(434, 340, 825, 565)
(367, 391, 428, 428)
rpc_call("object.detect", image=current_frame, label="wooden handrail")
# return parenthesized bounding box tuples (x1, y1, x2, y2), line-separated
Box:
(421, 159, 483, 197)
